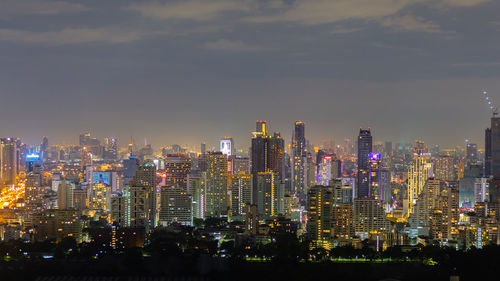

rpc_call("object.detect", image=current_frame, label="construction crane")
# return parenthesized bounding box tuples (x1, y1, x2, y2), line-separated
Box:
(482, 89, 498, 117)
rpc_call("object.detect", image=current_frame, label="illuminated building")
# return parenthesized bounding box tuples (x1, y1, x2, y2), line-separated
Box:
(163, 154, 191, 188)
(332, 204, 354, 238)
(26, 152, 41, 173)
(474, 178, 489, 203)
(317, 154, 336, 186)
(256, 171, 284, 218)
(353, 199, 390, 239)
(103, 137, 118, 160)
(125, 185, 149, 228)
(244, 204, 259, 235)
(232, 156, 250, 174)
(292, 121, 307, 196)
(205, 152, 229, 217)
(159, 184, 192, 226)
(89, 182, 109, 211)
(188, 173, 207, 219)
(357, 128, 372, 199)
(25, 173, 42, 208)
(428, 181, 459, 241)
(32, 209, 82, 243)
(251, 123, 284, 177)
(220, 137, 234, 156)
(111, 192, 128, 227)
(488, 116, 500, 179)
(407, 140, 433, 215)
(40, 136, 49, 163)
(129, 162, 157, 227)
(122, 157, 139, 185)
(434, 154, 455, 182)
(230, 172, 253, 216)
(57, 181, 74, 209)
(341, 177, 355, 204)
(307, 185, 333, 247)
(0, 138, 19, 185)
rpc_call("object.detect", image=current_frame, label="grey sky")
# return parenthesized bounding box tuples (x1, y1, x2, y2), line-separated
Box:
(0, 0, 498, 150)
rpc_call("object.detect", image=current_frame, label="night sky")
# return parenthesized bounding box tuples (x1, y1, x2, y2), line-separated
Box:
(0, 0, 499, 149)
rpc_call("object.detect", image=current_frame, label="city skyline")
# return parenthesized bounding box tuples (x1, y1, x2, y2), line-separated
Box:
(1, 0, 499, 147)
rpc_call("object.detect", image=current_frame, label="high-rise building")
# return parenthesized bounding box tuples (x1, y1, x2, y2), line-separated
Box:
(57, 181, 74, 209)
(0, 138, 19, 185)
(357, 128, 372, 199)
(485, 128, 492, 177)
(255, 171, 284, 218)
(407, 140, 433, 215)
(40, 136, 49, 163)
(188, 173, 207, 220)
(353, 199, 390, 239)
(205, 152, 229, 217)
(292, 121, 307, 195)
(435, 154, 456, 182)
(220, 137, 234, 156)
(490, 117, 500, 178)
(307, 185, 333, 246)
(230, 172, 253, 216)
(163, 154, 191, 188)
(129, 162, 157, 228)
(159, 184, 192, 226)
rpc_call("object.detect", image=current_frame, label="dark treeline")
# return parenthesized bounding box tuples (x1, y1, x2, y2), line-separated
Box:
(1, 228, 500, 281)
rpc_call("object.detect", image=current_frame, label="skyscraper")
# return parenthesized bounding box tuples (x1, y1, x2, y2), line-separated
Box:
(307, 185, 333, 247)
(490, 116, 500, 178)
(220, 137, 234, 156)
(292, 121, 307, 195)
(356, 128, 372, 199)
(0, 138, 19, 185)
(407, 140, 433, 215)
(205, 152, 229, 217)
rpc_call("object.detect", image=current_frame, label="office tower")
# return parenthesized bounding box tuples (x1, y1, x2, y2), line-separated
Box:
(435, 154, 456, 181)
(159, 184, 192, 226)
(473, 178, 489, 204)
(57, 181, 74, 209)
(188, 173, 207, 219)
(353, 199, 390, 239)
(251, 129, 284, 176)
(122, 157, 139, 185)
(220, 137, 234, 156)
(357, 128, 372, 199)
(407, 140, 432, 215)
(103, 137, 118, 160)
(230, 172, 253, 216)
(256, 120, 267, 135)
(341, 178, 355, 204)
(384, 141, 393, 156)
(201, 142, 206, 154)
(490, 116, 500, 178)
(26, 152, 41, 173)
(40, 136, 49, 163)
(307, 185, 333, 246)
(255, 171, 284, 218)
(368, 153, 382, 201)
(466, 143, 478, 167)
(205, 152, 229, 217)
(292, 121, 307, 195)
(25, 173, 42, 207)
(164, 154, 191, 188)
(485, 128, 492, 177)
(233, 156, 250, 174)
(317, 154, 334, 186)
(0, 138, 19, 185)
(130, 162, 157, 228)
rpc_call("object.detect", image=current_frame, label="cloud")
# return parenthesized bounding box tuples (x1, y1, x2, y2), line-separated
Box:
(380, 15, 444, 33)
(0, 0, 87, 15)
(442, 0, 490, 7)
(244, 0, 416, 25)
(128, 0, 252, 21)
(0, 28, 146, 45)
(203, 39, 270, 52)
(330, 26, 364, 34)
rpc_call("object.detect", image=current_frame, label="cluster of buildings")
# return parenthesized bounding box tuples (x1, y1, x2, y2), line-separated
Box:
(0, 116, 500, 252)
